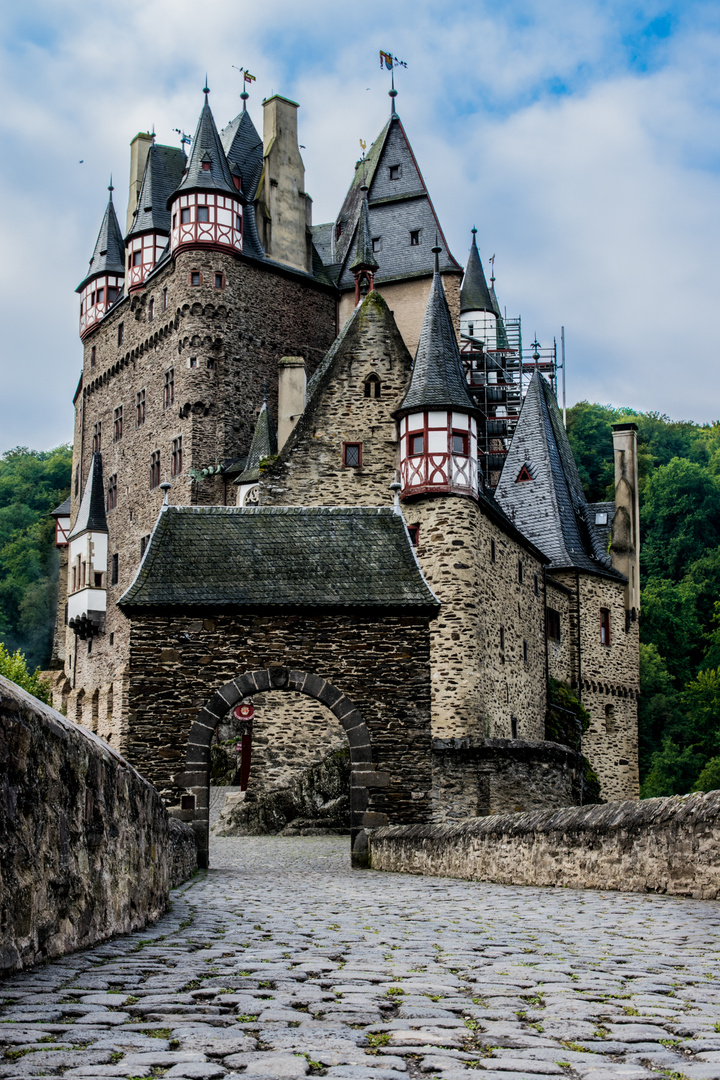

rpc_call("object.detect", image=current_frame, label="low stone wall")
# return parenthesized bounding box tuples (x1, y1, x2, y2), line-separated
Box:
(369, 791, 720, 899)
(0, 675, 193, 973)
(168, 817, 198, 887)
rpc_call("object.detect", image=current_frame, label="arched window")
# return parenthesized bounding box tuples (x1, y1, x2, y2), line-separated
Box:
(364, 373, 381, 399)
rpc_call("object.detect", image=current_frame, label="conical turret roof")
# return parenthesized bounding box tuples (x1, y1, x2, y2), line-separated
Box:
(349, 187, 378, 273)
(78, 189, 125, 290)
(221, 106, 265, 257)
(69, 453, 108, 538)
(235, 400, 278, 484)
(172, 90, 237, 202)
(128, 144, 185, 237)
(395, 257, 479, 418)
(460, 229, 494, 314)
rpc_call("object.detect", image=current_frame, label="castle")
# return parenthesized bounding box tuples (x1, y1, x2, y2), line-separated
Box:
(47, 81, 640, 862)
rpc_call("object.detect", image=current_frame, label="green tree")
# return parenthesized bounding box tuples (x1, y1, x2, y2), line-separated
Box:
(0, 642, 50, 703)
(640, 738, 706, 799)
(693, 756, 720, 793)
(640, 458, 720, 582)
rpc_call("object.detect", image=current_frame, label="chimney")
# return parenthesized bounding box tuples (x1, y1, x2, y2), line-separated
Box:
(126, 133, 154, 234)
(277, 357, 306, 450)
(260, 96, 311, 273)
(610, 423, 640, 616)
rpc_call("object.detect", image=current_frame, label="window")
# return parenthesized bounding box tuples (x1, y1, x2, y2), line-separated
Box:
(132, 250, 141, 266)
(523, 639, 528, 663)
(148, 298, 154, 321)
(595, 511, 608, 525)
(547, 608, 561, 641)
(207, 358, 215, 370)
(389, 164, 401, 180)
(197, 205, 209, 223)
(499, 626, 505, 651)
(190, 356, 197, 368)
(181, 207, 191, 225)
(335, 221, 343, 240)
(410, 230, 420, 246)
(407, 525, 420, 547)
(96, 287, 104, 303)
(364, 374, 381, 399)
(136, 389, 145, 426)
(94, 571, 103, 588)
(111, 553, 119, 586)
(140, 534, 151, 557)
(452, 431, 468, 455)
(74, 464, 80, 497)
(235, 214, 242, 231)
(517, 560, 523, 584)
(150, 450, 161, 489)
(81, 560, 86, 586)
(343, 442, 362, 468)
(372, 237, 382, 253)
(410, 432, 424, 456)
(171, 436, 183, 476)
(117, 323, 124, 346)
(605, 703, 616, 733)
(162, 287, 168, 311)
(511, 717, 518, 739)
(163, 368, 174, 409)
(600, 608, 611, 646)
(113, 406, 123, 442)
(106, 473, 117, 511)
(190, 271, 200, 286)
(109, 632, 114, 646)
(92, 422, 101, 452)
(172, 212, 177, 228)
(214, 273, 223, 288)
(533, 572, 539, 596)
(90, 346, 96, 368)
(490, 538, 496, 563)
(108, 286, 118, 303)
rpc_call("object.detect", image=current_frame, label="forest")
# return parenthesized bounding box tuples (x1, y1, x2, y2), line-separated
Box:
(1, 402, 719, 798)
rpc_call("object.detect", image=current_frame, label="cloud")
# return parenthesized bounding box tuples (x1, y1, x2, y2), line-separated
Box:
(1, 0, 720, 452)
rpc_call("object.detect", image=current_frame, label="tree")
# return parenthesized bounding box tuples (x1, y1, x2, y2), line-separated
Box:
(640, 578, 702, 685)
(693, 756, 720, 793)
(0, 643, 50, 704)
(641, 458, 720, 582)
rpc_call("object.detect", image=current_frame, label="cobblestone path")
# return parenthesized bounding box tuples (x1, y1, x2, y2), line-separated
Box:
(3, 836, 720, 1080)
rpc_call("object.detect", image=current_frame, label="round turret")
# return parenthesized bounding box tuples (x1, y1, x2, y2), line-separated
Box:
(77, 183, 126, 339)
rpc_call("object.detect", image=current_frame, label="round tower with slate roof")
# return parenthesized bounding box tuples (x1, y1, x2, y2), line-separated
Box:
(126, 140, 185, 291)
(76, 183, 125, 339)
(459, 228, 498, 349)
(168, 87, 243, 257)
(395, 248, 481, 499)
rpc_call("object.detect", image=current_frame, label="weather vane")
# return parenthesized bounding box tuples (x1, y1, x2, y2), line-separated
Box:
(379, 50, 408, 111)
(233, 65, 256, 109)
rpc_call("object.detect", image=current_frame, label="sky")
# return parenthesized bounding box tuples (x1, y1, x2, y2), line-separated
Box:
(2, 0, 720, 453)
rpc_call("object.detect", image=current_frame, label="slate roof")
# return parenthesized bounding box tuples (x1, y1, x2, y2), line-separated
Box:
(494, 373, 623, 579)
(127, 144, 185, 238)
(313, 112, 460, 289)
(460, 230, 494, 314)
(221, 107, 265, 259)
(172, 92, 238, 201)
(349, 188, 379, 273)
(69, 453, 107, 538)
(235, 401, 277, 484)
(119, 505, 439, 610)
(78, 192, 125, 290)
(395, 263, 480, 419)
(50, 496, 71, 518)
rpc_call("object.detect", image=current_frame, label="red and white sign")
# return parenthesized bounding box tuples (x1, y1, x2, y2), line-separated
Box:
(233, 703, 254, 721)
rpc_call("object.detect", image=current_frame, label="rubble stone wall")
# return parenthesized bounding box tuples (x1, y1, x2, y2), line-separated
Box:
(0, 674, 192, 973)
(369, 791, 720, 898)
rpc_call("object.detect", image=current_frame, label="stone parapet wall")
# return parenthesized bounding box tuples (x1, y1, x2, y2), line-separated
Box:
(0, 674, 192, 973)
(369, 791, 720, 899)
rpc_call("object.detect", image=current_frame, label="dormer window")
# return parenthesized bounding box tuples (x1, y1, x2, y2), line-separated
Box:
(372, 237, 382, 253)
(202, 161, 211, 172)
(410, 230, 420, 246)
(197, 206, 209, 223)
(389, 164, 401, 180)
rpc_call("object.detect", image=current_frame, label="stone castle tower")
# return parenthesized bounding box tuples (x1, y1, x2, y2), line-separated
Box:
(49, 83, 641, 837)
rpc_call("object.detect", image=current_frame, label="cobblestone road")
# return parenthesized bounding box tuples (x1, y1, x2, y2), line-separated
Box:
(3, 836, 720, 1080)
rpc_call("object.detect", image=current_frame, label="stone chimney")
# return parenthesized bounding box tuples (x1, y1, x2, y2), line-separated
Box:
(610, 423, 641, 615)
(126, 132, 154, 234)
(277, 357, 306, 450)
(260, 96, 311, 273)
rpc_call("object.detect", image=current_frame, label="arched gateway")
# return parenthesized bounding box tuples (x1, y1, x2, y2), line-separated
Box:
(176, 666, 377, 868)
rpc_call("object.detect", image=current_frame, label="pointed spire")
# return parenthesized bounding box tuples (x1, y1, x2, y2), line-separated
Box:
(395, 259, 479, 419)
(349, 187, 378, 273)
(460, 228, 494, 314)
(78, 188, 125, 289)
(236, 400, 278, 483)
(69, 453, 108, 538)
(173, 87, 237, 201)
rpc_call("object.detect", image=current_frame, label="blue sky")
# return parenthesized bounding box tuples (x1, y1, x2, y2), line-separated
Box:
(2, 0, 720, 452)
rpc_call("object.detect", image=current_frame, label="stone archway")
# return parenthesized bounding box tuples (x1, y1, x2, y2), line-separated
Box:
(176, 666, 379, 869)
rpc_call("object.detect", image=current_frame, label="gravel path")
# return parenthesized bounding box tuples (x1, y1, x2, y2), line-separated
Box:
(2, 835, 720, 1079)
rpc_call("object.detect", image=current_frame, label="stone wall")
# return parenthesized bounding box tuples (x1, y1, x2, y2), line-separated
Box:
(369, 791, 720, 899)
(125, 609, 434, 824)
(0, 674, 192, 973)
(430, 737, 591, 821)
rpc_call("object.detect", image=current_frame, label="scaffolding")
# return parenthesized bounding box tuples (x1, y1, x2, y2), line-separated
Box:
(460, 315, 558, 487)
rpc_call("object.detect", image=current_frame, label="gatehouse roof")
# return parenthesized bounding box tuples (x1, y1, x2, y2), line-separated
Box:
(119, 505, 439, 610)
